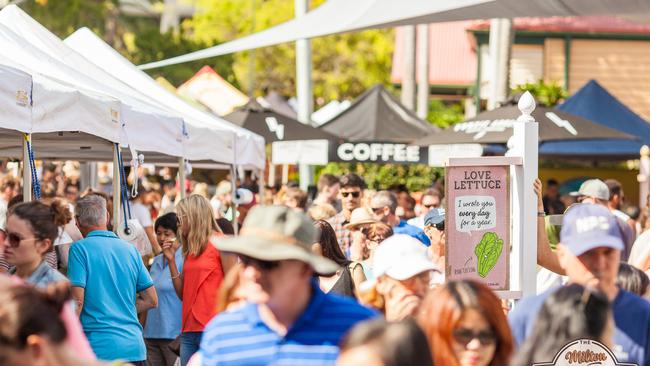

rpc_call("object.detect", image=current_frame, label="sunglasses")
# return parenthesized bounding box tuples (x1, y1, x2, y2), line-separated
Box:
(434, 222, 444, 231)
(240, 255, 280, 271)
(452, 328, 496, 347)
(5, 231, 38, 248)
(341, 191, 360, 198)
(370, 207, 385, 214)
(423, 203, 439, 209)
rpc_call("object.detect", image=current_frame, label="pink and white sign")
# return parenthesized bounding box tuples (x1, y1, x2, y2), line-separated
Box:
(445, 164, 510, 290)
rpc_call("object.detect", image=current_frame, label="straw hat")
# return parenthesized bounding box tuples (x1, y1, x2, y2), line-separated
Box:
(344, 207, 378, 230)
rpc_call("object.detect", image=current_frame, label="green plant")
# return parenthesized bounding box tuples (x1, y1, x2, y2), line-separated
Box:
(513, 79, 568, 107)
(426, 99, 465, 128)
(316, 163, 442, 192)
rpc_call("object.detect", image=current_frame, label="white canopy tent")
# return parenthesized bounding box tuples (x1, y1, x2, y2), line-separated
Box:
(139, 0, 650, 70)
(64, 27, 266, 170)
(0, 5, 203, 164)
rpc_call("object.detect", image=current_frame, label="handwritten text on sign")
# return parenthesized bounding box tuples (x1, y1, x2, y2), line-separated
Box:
(446, 165, 510, 290)
(455, 196, 496, 234)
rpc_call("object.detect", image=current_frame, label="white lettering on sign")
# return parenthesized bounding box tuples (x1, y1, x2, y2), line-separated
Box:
(336, 143, 420, 162)
(575, 216, 610, 233)
(338, 143, 354, 161)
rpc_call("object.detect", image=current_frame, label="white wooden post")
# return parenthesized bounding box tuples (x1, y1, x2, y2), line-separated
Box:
(510, 91, 538, 297)
(22, 134, 32, 202)
(112, 144, 121, 233)
(639, 145, 649, 208)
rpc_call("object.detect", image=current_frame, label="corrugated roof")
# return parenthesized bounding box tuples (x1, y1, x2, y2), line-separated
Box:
(468, 16, 650, 34)
(391, 21, 477, 86)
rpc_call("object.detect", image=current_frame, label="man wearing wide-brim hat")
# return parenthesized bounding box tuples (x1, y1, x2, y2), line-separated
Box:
(198, 205, 376, 366)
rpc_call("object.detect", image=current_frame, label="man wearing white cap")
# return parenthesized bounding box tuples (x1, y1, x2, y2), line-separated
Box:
(372, 234, 441, 321)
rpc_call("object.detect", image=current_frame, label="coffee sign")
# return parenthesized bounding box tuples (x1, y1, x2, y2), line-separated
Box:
(331, 142, 427, 164)
(445, 163, 510, 290)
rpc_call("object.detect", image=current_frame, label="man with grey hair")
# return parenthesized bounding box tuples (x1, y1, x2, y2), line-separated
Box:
(370, 190, 430, 246)
(68, 195, 158, 365)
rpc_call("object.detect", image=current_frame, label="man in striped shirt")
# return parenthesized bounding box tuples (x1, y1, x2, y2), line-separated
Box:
(199, 205, 376, 366)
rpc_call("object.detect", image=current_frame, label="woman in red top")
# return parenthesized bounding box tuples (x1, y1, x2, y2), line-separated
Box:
(162, 194, 235, 366)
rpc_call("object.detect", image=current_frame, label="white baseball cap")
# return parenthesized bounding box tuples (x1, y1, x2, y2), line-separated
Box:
(570, 179, 609, 201)
(373, 234, 438, 280)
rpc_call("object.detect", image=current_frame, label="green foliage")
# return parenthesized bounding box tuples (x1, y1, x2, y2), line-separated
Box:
(474, 231, 503, 278)
(19, 0, 234, 87)
(513, 79, 568, 107)
(317, 163, 442, 192)
(121, 17, 236, 86)
(427, 99, 465, 128)
(19, 0, 116, 37)
(184, 0, 394, 102)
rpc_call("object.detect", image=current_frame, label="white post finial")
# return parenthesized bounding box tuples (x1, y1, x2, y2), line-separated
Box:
(517, 91, 536, 123)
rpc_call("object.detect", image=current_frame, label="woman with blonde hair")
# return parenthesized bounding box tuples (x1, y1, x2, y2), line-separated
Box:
(162, 194, 235, 366)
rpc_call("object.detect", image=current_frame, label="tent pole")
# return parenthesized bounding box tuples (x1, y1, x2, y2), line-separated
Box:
(112, 144, 121, 233)
(295, 0, 314, 192)
(230, 164, 239, 235)
(22, 134, 32, 202)
(258, 168, 265, 205)
(178, 157, 186, 200)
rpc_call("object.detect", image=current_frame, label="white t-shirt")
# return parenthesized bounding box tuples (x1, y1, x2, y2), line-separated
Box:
(128, 201, 153, 227)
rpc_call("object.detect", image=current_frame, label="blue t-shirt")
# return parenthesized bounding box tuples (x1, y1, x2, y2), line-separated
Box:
(67, 231, 153, 362)
(199, 280, 378, 366)
(394, 220, 431, 246)
(144, 249, 184, 340)
(509, 287, 650, 366)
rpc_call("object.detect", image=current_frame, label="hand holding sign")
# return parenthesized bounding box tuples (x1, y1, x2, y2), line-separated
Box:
(454, 196, 497, 235)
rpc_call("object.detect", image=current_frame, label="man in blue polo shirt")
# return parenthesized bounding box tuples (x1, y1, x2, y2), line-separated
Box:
(509, 203, 650, 366)
(370, 190, 430, 246)
(68, 195, 158, 365)
(198, 205, 377, 366)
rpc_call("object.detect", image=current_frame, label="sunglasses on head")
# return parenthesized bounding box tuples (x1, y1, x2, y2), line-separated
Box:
(452, 328, 496, 347)
(341, 191, 360, 198)
(239, 255, 280, 271)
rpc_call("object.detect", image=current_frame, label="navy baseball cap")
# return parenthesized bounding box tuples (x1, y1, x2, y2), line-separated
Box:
(424, 208, 445, 227)
(560, 203, 624, 256)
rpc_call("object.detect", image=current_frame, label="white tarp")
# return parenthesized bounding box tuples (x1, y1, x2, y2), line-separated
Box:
(139, 0, 650, 70)
(0, 64, 31, 133)
(0, 5, 186, 162)
(65, 27, 266, 170)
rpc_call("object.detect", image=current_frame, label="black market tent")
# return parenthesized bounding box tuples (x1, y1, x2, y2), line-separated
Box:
(540, 80, 650, 159)
(319, 84, 439, 143)
(223, 99, 340, 143)
(412, 104, 635, 147)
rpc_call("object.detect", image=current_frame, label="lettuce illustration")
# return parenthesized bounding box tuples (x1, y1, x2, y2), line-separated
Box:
(474, 232, 503, 278)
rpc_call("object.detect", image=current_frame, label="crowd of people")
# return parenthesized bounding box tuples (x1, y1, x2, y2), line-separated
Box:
(0, 167, 649, 366)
